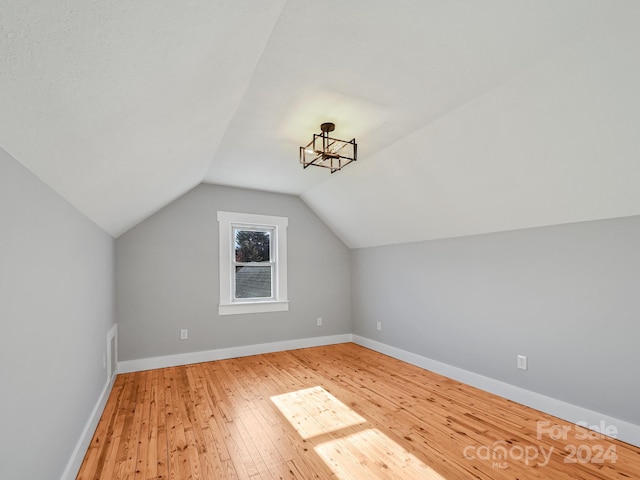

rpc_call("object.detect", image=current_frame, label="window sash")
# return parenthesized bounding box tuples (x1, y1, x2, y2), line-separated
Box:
(233, 265, 274, 300)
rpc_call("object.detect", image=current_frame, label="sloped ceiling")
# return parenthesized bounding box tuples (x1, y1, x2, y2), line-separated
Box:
(1, 1, 639, 247)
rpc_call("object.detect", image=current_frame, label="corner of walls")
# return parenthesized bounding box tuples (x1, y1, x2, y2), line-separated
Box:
(116, 184, 352, 364)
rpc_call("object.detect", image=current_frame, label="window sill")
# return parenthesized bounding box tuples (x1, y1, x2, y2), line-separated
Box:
(219, 300, 289, 316)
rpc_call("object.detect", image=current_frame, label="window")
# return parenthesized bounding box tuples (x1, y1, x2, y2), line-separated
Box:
(218, 211, 288, 315)
(233, 227, 273, 299)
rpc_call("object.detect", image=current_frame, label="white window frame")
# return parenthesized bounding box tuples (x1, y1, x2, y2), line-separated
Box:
(232, 225, 275, 301)
(217, 211, 289, 315)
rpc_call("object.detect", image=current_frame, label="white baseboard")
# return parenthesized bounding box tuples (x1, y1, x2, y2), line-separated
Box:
(118, 333, 354, 374)
(352, 335, 640, 448)
(60, 372, 117, 480)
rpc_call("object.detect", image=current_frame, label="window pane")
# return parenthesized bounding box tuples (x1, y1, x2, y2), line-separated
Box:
(235, 266, 272, 298)
(235, 230, 271, 263)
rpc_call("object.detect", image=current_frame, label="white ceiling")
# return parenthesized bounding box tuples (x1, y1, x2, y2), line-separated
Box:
(2, 1, 639, 247)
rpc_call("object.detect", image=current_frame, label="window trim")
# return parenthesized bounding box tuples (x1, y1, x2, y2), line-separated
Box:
(217, 211, 289, 315)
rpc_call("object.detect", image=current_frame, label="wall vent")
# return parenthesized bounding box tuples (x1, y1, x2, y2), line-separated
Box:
(106, 324, 118, 381)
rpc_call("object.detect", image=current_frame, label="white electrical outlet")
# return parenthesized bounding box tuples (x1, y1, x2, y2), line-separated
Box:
(317, 317, 323, 326)
(102, 354, 107, 369)
(517, 355, 528, 370)
(180, 329, 188, 340)
(376, 322, 382, 331)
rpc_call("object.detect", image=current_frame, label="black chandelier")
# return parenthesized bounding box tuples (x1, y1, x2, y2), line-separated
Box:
(299, 122, 357, 173)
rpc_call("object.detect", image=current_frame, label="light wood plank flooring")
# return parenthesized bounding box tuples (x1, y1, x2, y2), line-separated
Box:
(77, 343, 640, 479)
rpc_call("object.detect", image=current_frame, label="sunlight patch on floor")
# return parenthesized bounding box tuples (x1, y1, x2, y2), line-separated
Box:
(315, 428, 446, 480)
(270, 386, 366, 439)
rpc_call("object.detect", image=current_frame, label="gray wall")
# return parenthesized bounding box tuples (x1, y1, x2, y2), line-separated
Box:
(116, 184, 351, 361)
(0, 148, 115, 479)
(352, 216, 640, 425)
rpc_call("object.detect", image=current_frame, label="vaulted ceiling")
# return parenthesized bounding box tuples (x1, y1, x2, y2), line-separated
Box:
(2, 1, 639, 248)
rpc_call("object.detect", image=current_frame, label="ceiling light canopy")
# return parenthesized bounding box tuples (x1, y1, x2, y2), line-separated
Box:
(299, 123, 357, 173)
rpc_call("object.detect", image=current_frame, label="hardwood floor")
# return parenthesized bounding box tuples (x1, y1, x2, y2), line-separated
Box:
(77, 343, 640, 479)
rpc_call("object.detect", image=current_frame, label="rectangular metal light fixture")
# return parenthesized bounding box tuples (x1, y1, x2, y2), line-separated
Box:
(299, 122, 357, 173)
